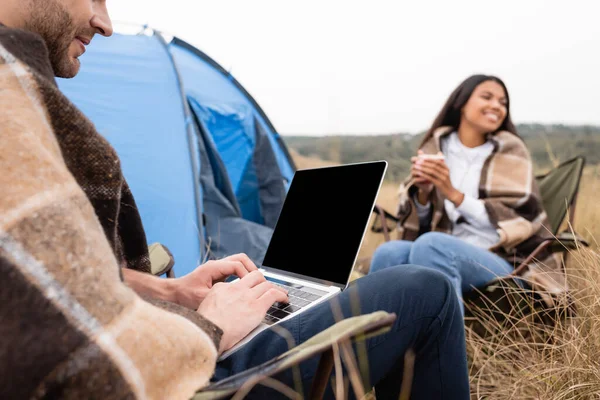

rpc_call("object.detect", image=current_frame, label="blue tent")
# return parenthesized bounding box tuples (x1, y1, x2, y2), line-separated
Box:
(58, 29, 296, 276)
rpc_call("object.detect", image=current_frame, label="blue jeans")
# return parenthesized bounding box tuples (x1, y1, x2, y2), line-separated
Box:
(370, 232, 513, 313)
(213, 266, 469, 399)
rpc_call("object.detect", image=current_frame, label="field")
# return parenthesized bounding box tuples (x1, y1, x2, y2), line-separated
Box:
(289, 149, 600, 399)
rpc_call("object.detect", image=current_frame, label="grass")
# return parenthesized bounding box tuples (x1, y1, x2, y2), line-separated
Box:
(464, 247, 600, 399)
(288, 151, 600, 399)
(462, 167, 600, 400)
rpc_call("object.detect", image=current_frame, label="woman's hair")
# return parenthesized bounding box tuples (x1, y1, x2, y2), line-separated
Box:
(420, 74, 518, 147)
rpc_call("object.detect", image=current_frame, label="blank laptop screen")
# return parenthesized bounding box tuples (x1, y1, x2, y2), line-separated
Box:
(261, 161, 386, 286)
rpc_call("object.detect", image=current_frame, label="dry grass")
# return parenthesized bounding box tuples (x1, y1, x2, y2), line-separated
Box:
(291, 152, 600, 399)
(463, 168, 600, 399)
(465, 248, 600, 399)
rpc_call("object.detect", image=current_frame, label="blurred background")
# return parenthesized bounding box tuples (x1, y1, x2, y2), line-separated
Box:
(111, 0, 600, 135)
(108, 0, 600, 182)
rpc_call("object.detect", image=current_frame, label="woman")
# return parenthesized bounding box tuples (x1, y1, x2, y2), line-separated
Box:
(369, 74, 564, 312)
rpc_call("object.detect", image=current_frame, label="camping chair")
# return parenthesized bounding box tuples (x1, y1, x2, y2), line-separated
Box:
(148, 247, 397, 398)
(509, 155, 589, 274)
(193, 311, 396, 399)
(369, 156, 589, 328)
(463, 156, 589, 329)
(369, 156, 589, 271)
(149, 242, 176, 278)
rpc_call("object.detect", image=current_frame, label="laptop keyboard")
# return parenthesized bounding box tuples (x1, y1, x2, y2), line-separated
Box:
(264, 279, 328, 325)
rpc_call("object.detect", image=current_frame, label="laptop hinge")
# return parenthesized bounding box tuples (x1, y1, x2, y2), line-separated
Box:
(261, 266, 345, 290)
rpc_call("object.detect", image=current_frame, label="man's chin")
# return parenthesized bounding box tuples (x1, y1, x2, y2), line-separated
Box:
(54, 57, 81, 79)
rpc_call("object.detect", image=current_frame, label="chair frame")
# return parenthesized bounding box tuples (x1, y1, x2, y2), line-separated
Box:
(194, 312, 397, 399)
(369, 156, 589, 277)
(149, 251, 398, 398)
(511, 156, 588, 277)
(510, 202, 580, 277)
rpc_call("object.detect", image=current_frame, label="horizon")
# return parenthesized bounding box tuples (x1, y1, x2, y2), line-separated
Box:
(281, 122, 600, 137)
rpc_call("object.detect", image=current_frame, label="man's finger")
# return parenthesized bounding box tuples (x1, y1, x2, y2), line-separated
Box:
(223, 253, 259, 272)
(224, 261, 248, 279)
(252, 281, 288, 299)
(237, 270, 267, 288)
(257, 288, 290, 311)
(208, 260, 247, 282)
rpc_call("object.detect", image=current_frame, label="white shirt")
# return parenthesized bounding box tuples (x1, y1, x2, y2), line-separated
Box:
(414, 132, 499, 249)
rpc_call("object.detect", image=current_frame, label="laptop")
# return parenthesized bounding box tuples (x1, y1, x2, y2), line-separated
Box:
(219, 160, 388, 360)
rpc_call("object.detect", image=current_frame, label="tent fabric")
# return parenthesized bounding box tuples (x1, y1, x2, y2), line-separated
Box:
(188, 99, 261, 223)
(57, 33, 204, 275)
(169, 39, 295, 221)
(191, 102, 273, 263)
(58, 30, 296, 276)
(253, 120, 288, 228)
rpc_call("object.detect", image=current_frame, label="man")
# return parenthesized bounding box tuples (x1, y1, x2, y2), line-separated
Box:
(0, 1, 470, 398)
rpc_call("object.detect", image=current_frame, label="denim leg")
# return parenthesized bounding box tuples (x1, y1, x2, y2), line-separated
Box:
(408, 232, 514, 313)
(369, 240, 413, 274)
(214, 266, 469, 399)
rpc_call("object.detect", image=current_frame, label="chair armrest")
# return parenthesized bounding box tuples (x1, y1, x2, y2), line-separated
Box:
(551, 231, 590, 251)
(512, 231, 590, 277)
(148, 243, 175, 278)
(192, 311, 397, 400)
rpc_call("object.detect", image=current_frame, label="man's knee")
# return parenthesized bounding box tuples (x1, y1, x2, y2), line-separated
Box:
(373, 265, 454, 302)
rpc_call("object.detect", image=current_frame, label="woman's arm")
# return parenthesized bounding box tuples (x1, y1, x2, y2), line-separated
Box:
(455, 195, 496, 230)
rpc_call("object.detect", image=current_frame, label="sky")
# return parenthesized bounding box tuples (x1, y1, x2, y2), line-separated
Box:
(108, 0, 600, 136)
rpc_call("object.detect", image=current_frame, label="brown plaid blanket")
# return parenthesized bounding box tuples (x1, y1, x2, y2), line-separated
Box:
(0, 25, 220, 399)
(396, 126, 566, 299)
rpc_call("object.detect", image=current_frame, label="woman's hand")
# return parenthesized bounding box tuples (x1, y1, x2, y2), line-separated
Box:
(413, 152, 464, 206)
(411, 151, 434, 190)
(197, 271, 288, 354)
(410, 150, 434, 204)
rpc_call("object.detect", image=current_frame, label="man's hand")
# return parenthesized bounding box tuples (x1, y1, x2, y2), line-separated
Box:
(197, 271, 288, 354)
(173, 253, 259, 310)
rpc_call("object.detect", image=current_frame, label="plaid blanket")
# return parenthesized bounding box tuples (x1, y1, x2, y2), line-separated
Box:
(396, 126, 565, 298)
(0, 25, 219, 399)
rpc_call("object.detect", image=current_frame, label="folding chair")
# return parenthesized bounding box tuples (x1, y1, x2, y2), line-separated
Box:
(510, 156, 589, 275)
(148, 242, 176, 278)
(147, 247, 397, 399)
(462, 156, 589, 328)
(193, 311, 396, 399)
(368, 156, 589, 272)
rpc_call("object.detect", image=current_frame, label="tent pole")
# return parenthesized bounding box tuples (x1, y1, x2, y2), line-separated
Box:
(155, 31, 206, 266)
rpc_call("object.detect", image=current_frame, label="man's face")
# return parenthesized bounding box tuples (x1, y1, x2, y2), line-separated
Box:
(24, 0, 113, 78)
